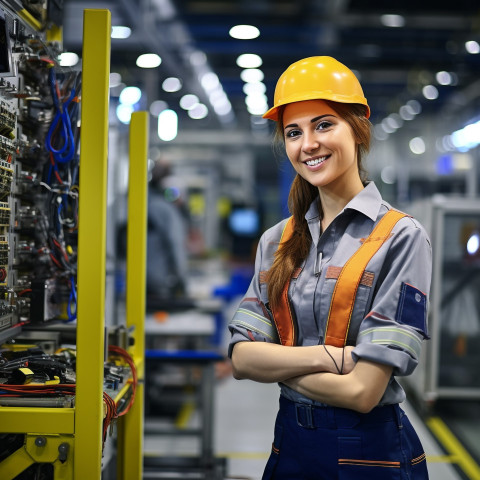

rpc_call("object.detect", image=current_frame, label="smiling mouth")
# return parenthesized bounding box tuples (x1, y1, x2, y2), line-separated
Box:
(305, 155, 329, 167)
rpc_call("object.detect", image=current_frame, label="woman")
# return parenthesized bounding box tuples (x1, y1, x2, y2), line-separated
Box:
(228, 56, 432, 479)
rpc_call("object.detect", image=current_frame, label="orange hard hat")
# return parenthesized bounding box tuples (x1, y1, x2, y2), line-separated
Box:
(263, 56, 370, 121)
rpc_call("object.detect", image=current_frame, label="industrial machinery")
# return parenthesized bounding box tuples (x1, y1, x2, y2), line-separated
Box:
(403, 195, 480, 408)
(0, 4, 145, 479)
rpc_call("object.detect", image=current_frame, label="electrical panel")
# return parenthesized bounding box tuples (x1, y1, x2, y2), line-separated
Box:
(0, 2, 78, 347)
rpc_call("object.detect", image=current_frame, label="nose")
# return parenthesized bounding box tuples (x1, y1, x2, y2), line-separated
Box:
(302, 131, 320, 153)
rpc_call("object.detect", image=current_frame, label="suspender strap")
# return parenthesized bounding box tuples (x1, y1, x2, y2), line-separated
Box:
(324, 209, 407, 347)
(270, 217, 297, 346)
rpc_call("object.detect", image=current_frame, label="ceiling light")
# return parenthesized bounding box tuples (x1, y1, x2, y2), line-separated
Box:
(229, 25, 260, 40)
(451, 121, 480, 151)
(116, 104, 134, 124)
(240, 68, 264, 83)
(409, 137, 426, 155)
(422, 85, 439, 100)
(162, 77, 182, 92)
(136, 53, 162, 68)
(381, 119, 396, 134)
(381, 166, 396, 184)
(190, 51, 207, 66)
(180, 94, 199, 110)
(373, 125, 389, 141)
(436, 71, 452, 85)
(214, 99, 232, 116)
(58, 52, 79, 67)
(119, 86, 142, 105)
(111, 26, 131, 39)
(188, 104, 208, 120)
(158, 109, 178, 142)
(109, 72, 122, 88)
(150, 100, 168, 116)
(406, 99, 422, 114)
(399, 105, 414, 121)
(200, 72, 220, 92)
(236, 54, 262, 69)
(387, 113, 403, 129)
(465, 40, 480, 54)
(380, 14, 405, 27)
(243, 82, 266, 96)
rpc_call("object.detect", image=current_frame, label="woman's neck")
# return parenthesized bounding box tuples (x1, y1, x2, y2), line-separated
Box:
(319, 177, 364, 231)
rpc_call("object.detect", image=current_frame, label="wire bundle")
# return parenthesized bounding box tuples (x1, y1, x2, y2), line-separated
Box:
(108, 345, 138, 416)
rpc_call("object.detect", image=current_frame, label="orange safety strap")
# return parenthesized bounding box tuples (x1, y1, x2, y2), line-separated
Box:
(269, 210, 407, 347)
(269, 217, 297, 346)
(324, 209, 407, 346)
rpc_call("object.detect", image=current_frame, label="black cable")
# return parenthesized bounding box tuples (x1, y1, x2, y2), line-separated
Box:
(322, 344, 345, 375)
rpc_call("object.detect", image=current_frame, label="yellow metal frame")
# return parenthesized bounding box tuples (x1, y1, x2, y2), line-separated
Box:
(116, 111, 149, 480)
(0, 434, 74, 480)
(74, 8, 111, 479)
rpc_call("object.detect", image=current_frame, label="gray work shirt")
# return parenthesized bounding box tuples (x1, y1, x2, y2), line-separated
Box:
(228, 182, 432, 406)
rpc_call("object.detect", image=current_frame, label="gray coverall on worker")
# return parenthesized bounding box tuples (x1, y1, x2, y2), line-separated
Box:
(228, 181, 432, 407)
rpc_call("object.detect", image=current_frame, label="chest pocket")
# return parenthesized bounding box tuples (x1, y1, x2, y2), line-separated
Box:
(322, 266, 375, 345)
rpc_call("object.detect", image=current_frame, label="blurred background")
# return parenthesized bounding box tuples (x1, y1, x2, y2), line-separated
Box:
(59, 2, 480, 479)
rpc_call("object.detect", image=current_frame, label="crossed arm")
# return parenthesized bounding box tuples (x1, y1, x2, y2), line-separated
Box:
(231, 341, 393, 414)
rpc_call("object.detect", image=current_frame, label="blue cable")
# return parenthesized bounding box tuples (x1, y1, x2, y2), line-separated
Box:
(67, 276, 77, 322)
(45, 68, 77, 164)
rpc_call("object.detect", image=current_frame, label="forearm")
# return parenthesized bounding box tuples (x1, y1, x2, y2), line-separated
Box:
(283, 360, 393, 413)
(231, 341, 351, 383)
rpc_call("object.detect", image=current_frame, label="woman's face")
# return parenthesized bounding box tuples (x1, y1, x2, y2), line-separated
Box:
(282, 99, 360, 194)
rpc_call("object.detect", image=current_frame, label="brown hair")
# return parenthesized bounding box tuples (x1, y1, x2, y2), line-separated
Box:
(267, 101, 371, 308)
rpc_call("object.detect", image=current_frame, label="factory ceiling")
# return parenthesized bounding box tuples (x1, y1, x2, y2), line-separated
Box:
(62, 0, 480, 137)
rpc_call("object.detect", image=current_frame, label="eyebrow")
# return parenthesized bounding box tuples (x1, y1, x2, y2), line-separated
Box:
(284, 114, 335, 130)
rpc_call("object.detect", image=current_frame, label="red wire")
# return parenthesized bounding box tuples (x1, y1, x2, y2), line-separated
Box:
(108, 345, 137, 416)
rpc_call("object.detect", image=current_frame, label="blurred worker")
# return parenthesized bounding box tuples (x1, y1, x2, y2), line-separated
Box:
(229, 57, 432, 479)
(146, 158, 188, 305)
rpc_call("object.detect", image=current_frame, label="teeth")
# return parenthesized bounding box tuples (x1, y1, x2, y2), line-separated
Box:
(306, 156, 326, 166)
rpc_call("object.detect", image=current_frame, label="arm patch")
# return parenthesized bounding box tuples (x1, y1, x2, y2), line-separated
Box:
(395, 283, 429, 339)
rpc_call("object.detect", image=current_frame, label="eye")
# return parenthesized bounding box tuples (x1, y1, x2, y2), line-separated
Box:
(285, 128, 301, 139)
(316, 120, 333, 131)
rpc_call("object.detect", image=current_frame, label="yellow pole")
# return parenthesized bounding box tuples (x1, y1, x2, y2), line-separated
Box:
(117, 111, 149, 480)
(74, 9, 111, 479)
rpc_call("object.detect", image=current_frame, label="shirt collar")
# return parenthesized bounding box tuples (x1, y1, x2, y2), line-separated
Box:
(343, 181, 382, 221)
(304, 181, 382, 223)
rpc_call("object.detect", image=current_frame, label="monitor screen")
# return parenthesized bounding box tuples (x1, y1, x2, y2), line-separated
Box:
(229, 208, 259, 236)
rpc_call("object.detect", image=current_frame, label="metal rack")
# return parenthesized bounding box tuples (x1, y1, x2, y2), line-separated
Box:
(0, 9, 148, 479)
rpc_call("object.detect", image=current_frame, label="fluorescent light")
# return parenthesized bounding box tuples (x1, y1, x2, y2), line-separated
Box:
(200, 72, 220, 92)
(243, 82, 266, 96)
(409, 137, 426, 155)
(240, 68, 264, 83)
(406, 99, 422, 114)
(465, 40, 480, 54)
(180, 94, 199, 110)
(229, 25, 260, 40)
(109, 72, 122, 88)
(58, 52, 79, 67)
(380, 14, 405, 27)
(422, 85, 438, 100)
(158, 109, 178, 141)
(436, 71, 452, 85)
(188, 104, 208, 119)
(162, 77, 182, 92)
(119, 86, 142, 105)
(136, 53, 162, 68)
(236, 54, 262, 69)
(116, 104, 134, 124)
(111, 26, 131, 39)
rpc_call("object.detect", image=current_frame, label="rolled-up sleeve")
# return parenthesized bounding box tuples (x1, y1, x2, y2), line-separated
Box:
(352, 218, 432, 376)
(228, 233, 279, 357)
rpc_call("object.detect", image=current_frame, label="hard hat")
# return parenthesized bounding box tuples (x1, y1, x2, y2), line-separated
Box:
(263, 56, 370, 121)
